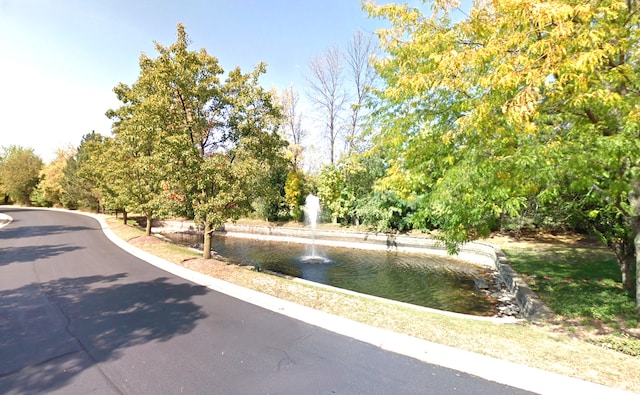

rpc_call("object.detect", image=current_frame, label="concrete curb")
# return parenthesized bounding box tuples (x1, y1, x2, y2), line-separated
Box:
(0, 212, 13, 229)
(5, 208, 635, 395)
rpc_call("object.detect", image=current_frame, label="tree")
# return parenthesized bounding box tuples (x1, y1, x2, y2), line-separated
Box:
(83, 137, 133, 224)
(316, 152, 386, 226)
(186, 64, 285, 257)
(109, 24, 285, 257)
(278, 85, 306, 169)
(277, 85, 311, 221)
(316, 164, 344, 223)
(0, 146, 43, 205)
(306, 46, 347, 165)
(106, 83, 175, 235)
(32, 146, 75, 207)
(284, 168, 307, 221)
(107, 23, 225, 236)
(60, 132, 105, 211)
(366, 0, 640, 310)
(344, 30, 377, 155)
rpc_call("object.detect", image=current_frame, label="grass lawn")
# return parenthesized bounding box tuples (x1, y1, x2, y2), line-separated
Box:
(505, 244, 637, 324)
(493, 234, 639, 358)
(104, 216, 640, 392)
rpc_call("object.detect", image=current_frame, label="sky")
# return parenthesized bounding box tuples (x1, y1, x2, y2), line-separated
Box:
(0, 0, 400, 163)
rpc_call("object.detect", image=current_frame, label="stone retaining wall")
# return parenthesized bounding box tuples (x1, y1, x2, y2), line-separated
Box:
(492, 247, 553, 321)
(153, 219, 553, 321)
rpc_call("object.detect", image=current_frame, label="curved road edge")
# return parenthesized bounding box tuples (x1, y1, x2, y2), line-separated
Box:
(4, 207, 635, 395)
(0, 212, 12, 229)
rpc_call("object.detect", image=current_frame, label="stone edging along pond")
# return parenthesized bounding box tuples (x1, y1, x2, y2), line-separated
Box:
(152, 220, 553, 321)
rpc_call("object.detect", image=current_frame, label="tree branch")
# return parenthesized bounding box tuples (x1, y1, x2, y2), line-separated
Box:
(591, 184, 632, 218)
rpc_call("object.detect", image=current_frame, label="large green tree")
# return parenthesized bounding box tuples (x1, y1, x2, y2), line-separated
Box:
(106, 84, 175, 235)
(0, 146, 43, 205)
(60, 132, 105, 211)
(185, 64, 286, 257)
(108, 24, 285, 257)
(79, 136, 132, 223)
(366, 0, 640, 310)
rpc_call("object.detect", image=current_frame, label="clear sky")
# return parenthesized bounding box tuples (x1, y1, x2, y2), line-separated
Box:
(0, 0, 395, 163)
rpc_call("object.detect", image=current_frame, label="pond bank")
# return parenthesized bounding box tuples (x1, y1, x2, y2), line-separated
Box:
(151, 219, 551, 320)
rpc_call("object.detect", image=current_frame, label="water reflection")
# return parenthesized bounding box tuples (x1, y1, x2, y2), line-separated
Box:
(163, 233, 495, 316)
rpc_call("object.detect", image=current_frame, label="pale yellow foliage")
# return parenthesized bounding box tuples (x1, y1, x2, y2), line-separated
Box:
(39, 145, 75, 204)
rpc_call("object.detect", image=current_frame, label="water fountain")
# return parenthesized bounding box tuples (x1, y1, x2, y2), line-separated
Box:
(156, 194, 499, 315)
(301, 194, 327, 263)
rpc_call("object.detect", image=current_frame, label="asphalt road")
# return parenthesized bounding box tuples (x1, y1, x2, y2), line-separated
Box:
(0, 207, 534, 394)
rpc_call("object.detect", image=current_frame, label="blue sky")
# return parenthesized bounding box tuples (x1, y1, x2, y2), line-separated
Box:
(1, 0, 398, 162)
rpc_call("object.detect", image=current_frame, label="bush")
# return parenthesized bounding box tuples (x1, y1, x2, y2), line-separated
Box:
(357, 190, 415, 232)
(588, 335, 640, 357)
(30, 185, 53, 207)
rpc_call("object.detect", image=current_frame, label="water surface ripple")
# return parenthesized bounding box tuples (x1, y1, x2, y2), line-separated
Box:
(164, 233, 495, 316)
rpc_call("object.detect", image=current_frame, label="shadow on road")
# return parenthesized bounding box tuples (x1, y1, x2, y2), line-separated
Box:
(0, 273, 208, 393)
(0, 244, 85, 266)
(0, 225, 96, 240)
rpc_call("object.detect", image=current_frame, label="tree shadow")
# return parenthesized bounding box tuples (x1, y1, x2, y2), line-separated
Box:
(0, 273, 208, 393)
(0, 244, 85, 266)
(0, 225, 96, 240)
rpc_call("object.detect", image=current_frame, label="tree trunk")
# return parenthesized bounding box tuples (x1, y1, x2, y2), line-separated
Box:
(203, 222, 212, 259)
(620, 253, 635, 294)
(608, 235, 635, 295)
(122, 209, 128, 225)
(145, 214, 152, 236)
(635, 229, 640, 314)
(629, 181, 640, 313)
(631, 216, 640, 313)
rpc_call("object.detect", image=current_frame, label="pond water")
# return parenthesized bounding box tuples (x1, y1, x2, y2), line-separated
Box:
(163, 233, 497, 316)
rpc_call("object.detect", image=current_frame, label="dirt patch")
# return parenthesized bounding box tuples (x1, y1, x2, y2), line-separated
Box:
(548, 316, 640, 340)
(482, 231, 606, 249)
(128, 235, 164, 245)
(178, 257, 252, 282)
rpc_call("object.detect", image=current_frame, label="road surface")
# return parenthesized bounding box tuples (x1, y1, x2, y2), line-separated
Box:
(0, 207, 536, 394)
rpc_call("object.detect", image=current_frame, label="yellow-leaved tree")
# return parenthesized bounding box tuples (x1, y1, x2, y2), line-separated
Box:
(366, 0, 640, 311)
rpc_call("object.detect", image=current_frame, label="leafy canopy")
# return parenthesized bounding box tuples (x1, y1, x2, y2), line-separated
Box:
(366, 0, 640, 251)
(106, 24, 286, 249)
(0, 146, 43, 205)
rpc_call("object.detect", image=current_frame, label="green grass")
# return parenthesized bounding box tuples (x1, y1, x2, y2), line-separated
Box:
(588, 334, 640, 357)
(484, 238, 640, 358)
(503, 244, 638, 324)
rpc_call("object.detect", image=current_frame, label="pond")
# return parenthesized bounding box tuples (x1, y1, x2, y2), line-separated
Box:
(162, 233, 497, 316)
